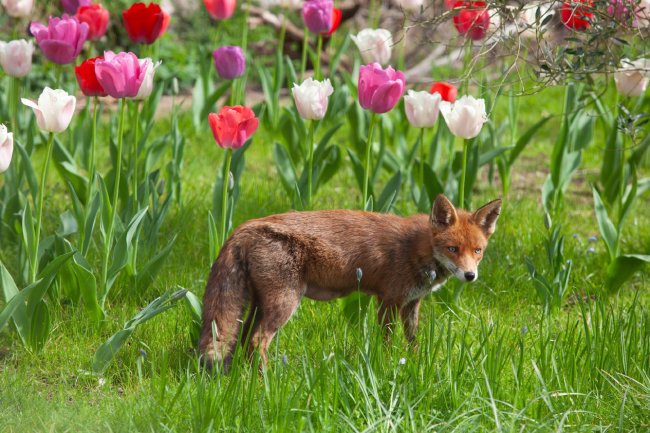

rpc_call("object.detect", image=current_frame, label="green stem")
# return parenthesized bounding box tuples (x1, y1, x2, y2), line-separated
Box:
(301, 29, 309, 80)
(419, 128, 425, 188)
(101, 100, 127, 301)
(462, 40, 472, 94)
(307, 120, 316, 206)
(132, 101, 141, 206)
(30, 132, 55, 283)
(459, 138, 469, 208)
(362, 113, 379, 209)
(314, 34, 323, 80)
(278, 15, 287, 58)
(10, 77, 19, 130)
(220, 149, 233, 247)
(87, 97, 99, 204)
(399, 30, 406, 71)
(241, 0, 251, 52)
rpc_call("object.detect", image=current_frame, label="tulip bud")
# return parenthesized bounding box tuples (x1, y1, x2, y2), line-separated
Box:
(452, 1, 490, 40)
(95, 51, 151, 99)
(0, 124, 14, 173)
(291, 77, 334, 120)
(21, 87, 77, 134)
(122, 2, 171, 45)
(213, 46, 246, 80)
(404, 89, 441, 128)
(30, 15, 89, 65)
(76, 3, 110, 40)
(429, 81, 457, 103)
(614, 58, 650, 97)
(302, 0, 333, 33)
(358, 63, 406, 114)
(439, 95, 487, 139)
(204, 0, 236, 20)
(0, 39, 34, 77)
(1, 0, 34, 17)
(172, 77, 179, 95)
(208, 106, 259, 150)
(560, 0, 594, 30)
(351, 29, 393, 66)
(135, 59, 162, 100)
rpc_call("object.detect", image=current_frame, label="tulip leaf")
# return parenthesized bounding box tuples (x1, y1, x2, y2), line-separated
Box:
(106, 208, 148, 293)
(273, 142, 298, 197)
(377, 171, 402, 213)
(592, 187, 618, 261)
(14, 141, 38, 200)
(0, 261, 29, 343)
(508, 116, 551, 166)
(606, 254, 650, 293)
(135, 235, 177, 291)
(346, 149, 366, 195)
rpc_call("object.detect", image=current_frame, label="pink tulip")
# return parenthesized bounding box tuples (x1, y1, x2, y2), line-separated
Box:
(30, 15, 88, 65)
(204, 0, 236, 20)
(208, 106, 259, 149)
(358, 63, 405, 114)
(94, 51, 151, 99)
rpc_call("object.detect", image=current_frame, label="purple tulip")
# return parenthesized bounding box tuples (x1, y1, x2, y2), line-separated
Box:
(213, 46, 246, 80)
(95, 51, 151, 99)
(30, 15, 89, 65)
(61, 0, 91, 14)
(358, 63, 405, 114)
(302, 0, 333, 34)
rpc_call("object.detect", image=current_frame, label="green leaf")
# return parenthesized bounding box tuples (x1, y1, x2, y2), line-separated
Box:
(106, 208, 148, 293)
(14, 141, 38, 200)
(377, 171, 402, 213)
(508, 116, 551, 166)
(0, 262, 29, 342)
(28, 300, 50, 351)
(273, 142, 299, 197)
(592, 187, 618, 261)
(606, 254, 650, 293)
(135, 236, 177, 291)
(341, 292, 372, 325)
(346, 149, 365, 194)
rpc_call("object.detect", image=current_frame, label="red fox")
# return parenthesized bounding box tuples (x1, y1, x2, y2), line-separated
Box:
(199, 194, 501, 370)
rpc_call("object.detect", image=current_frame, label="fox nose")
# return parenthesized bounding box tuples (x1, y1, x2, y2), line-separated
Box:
(464, 272, 476, 282)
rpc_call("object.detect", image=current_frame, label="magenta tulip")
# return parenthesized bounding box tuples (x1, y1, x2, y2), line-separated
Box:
(30, 15, 89, 65)
(358, 63, 405, 114)
(302, 0, 333, 33)
(61, 0, 91, 14)
(213, 46, 245, 79)
(94, 51, 150, 99)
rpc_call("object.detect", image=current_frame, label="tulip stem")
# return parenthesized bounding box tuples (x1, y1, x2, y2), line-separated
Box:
(300, 29, 309, 80)
(459, 138, 470, 208)
(220, 148, 233, 247)
(30, 132, 55, 283)
(307, 120, 316, 206)
(87, 96, 99, 204)
(315, 34, 323, 80)
(419, 127, 425, 188)
(101, 99, 126, 303)
(362, 113, 378, 209)
(278, 15, 287, 58)
(132, 101, 141, 206)
(10, 77, 19, 130)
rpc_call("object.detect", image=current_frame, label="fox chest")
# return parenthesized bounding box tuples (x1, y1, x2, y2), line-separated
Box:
(405, 266, 448, 303)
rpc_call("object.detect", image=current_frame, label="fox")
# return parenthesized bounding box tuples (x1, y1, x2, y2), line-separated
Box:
(199, 194, 502, 371)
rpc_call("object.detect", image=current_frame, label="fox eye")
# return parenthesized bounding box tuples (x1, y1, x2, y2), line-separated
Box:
(475, 248, 482, 255)
(448, 246, 458, 253)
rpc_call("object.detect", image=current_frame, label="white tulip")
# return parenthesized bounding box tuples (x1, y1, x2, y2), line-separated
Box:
(439, 95, 488, 139)
(0, 124, 14, 173)
(393, 0, 423, 12)
(1, 0, 33, 17)
(404, 89, 441, 128)
(0, 39, 34, 77)
(614, 58, 650, 97)
(291, 78, 334, 120)
(351, 29, 393, 66)
(21, 88, 77, 134)
(135, 60, 162, 100)
(256, 0, 301, 9)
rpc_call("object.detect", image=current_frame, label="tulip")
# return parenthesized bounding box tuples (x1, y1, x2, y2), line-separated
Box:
(95, 51, 151, 99)
(75, 57, 107, 97)
(292, 77, 334, 120)
(122, 2, 170, 44)
(302, 0, 333, 34)
(452, 1, 490, 40)
(21, 87, 77, 133)
(30, 15, 89, 65)
(76, 3, 110, 40)
(440, 95, 487, 207)
(0, 39, 34, 77)
(404, 90, 441, 128)
(560, 0, 593, 30)
(358, 63, 406, 114)
(429, 81, 457, 103)
(208, 106, 259, 245)
(351, 29, 393, 66)
(61, 0, 91, 14)
(0, 125, 14, 174)
(324, 7, 342, 36)
(135, 60, 162, 100)
(213, 46, 246, 80)
(204, 0, 236, 20)
(638, 0, 650, 27)
(614, 58, 650, 97)
(2, 0, 33, 17)
(394, 0, 423, 12)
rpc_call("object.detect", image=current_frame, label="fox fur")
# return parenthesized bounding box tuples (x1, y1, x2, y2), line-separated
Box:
(199, 194, 501, 370)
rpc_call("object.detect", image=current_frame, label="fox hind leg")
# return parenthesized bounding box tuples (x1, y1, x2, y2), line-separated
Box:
(400, 299, 421, 344)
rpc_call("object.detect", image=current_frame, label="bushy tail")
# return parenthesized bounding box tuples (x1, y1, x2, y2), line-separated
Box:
(199, 239, 249, 372)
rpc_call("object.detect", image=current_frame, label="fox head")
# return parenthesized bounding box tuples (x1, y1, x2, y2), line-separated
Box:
(429, 194, 501, 283)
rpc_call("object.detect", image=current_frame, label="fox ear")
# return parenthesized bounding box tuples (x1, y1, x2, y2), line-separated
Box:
(472, 199, 502, 237)
(430, 194, 457, 229)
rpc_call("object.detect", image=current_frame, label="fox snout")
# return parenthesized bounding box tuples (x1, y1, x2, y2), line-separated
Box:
(449, 264, 479, 283)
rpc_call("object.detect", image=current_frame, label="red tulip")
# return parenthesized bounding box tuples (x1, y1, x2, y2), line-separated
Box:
(75, 56, 107, 97)
(452, 1, 490, 40)
(203, 0, 236, 20)
(208, 106, 259, 149)
(76, 3, 110, 40)
(122, 2, 170, 45)
(561, 0, 594, 30)
(429, 81, 457, 103)
(323, 7, 342, 36)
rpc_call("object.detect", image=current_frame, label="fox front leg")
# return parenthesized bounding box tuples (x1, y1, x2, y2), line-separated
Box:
(399, 299, 421, 344)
